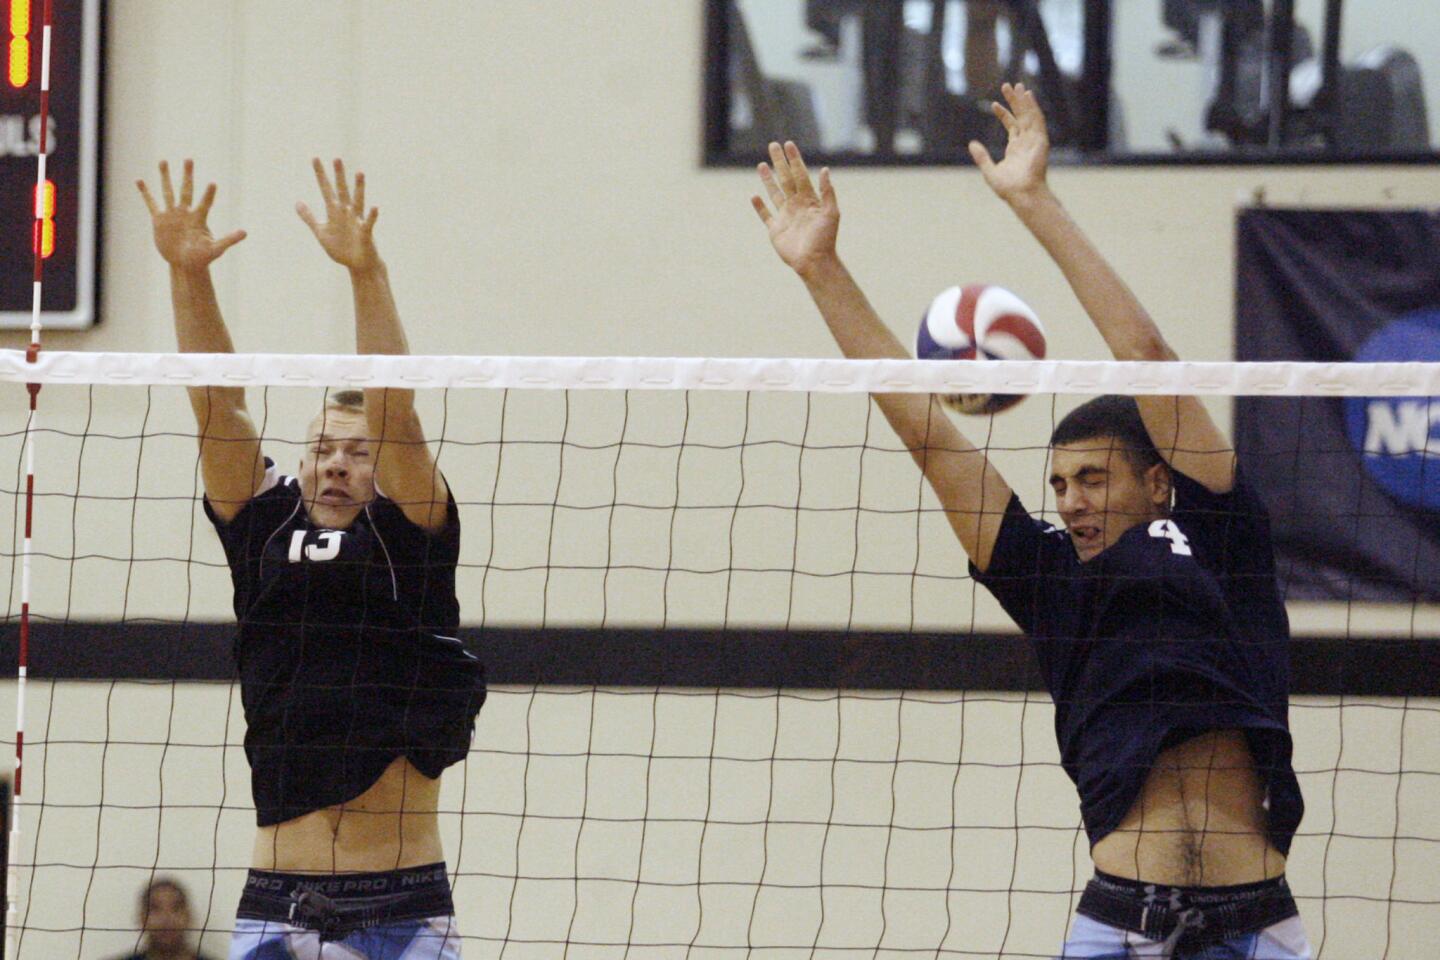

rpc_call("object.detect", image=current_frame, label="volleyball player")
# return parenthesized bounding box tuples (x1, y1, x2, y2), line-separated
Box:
(749, 84, 1310, 958)
(138, 158, 484, 959)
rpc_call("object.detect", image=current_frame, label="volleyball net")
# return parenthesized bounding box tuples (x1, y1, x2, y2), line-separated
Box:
(1, 351, 1437, 958)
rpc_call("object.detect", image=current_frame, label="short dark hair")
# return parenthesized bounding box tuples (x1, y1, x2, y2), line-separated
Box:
(1049, 395, 1163, 473)
(139, 877, 188, 917)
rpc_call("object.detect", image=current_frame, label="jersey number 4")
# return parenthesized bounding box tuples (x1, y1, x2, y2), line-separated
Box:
(288, 529, 345, 563)
(1147, 519, 1192, 556)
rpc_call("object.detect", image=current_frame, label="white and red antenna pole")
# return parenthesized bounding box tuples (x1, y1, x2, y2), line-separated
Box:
(8, 2, 53, 957)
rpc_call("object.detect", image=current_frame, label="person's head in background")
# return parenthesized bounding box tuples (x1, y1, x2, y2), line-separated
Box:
(135, 878, 195, 960)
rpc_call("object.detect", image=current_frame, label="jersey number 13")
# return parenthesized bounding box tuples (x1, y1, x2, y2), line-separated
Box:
(288, 530, 346, 563)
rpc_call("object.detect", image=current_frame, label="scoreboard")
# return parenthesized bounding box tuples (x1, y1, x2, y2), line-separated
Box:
(0, 0, 100, 329)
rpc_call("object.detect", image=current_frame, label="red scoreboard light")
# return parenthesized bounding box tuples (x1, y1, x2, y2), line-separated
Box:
(1, 0, 101, 329)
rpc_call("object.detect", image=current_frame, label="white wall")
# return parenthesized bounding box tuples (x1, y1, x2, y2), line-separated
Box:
(0, 2, 1437, 958)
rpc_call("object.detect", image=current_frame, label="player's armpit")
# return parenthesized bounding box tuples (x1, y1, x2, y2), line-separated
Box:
(1135, 395, 1235, 495)
(364, 391, 450, 532)
(189, 395, 265, 522)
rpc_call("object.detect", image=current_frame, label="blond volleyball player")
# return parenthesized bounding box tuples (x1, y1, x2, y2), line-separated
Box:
(138, 158, 483, 959)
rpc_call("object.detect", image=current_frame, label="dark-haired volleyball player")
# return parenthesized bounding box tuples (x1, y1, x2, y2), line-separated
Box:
(138, 158, 484, 959)
(750, 84, 1309, 958)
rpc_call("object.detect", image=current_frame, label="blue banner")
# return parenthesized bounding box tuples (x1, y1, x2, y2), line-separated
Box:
(1235, 208, 1440, 603)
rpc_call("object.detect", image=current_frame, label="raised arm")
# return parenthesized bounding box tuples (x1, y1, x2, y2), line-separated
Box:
(136, 160, 261, 522)
(969, 83, 1235, 493)
(752, 142, 1015, 571)
(297, 158, 449, 532)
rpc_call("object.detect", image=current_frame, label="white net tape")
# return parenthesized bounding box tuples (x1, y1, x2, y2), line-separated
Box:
(4, 350, 1440, 395)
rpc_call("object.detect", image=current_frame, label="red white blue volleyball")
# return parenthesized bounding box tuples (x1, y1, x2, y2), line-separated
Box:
(915, 284, 1047, 414)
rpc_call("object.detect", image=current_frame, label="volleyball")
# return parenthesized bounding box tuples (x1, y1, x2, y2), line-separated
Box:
(915, 283, 1047, 415)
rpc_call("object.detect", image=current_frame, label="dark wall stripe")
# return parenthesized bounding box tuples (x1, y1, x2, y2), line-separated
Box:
(1, 622, 1435, 696)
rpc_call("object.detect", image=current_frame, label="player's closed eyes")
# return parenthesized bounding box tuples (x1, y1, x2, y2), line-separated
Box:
(1051, 480, 1102, 493)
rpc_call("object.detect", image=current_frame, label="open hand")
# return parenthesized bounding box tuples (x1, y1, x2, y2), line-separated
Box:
(297, 158, 380, 272)
(136, 160, 246, 270)
(750, 141, 839, 276)
(968, 82, 1051, 204)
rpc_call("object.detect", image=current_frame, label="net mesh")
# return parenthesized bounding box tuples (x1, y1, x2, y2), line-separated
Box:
(1, 353, 1437, 959)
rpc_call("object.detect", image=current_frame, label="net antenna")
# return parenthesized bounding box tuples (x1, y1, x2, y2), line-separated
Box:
(7, 2, 54, 957)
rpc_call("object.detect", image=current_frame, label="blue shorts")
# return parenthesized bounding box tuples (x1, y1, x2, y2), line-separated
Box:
(1059, 872, 1311, 959)
(228, 863, 461, 960)
(1059, 914, 1311, 958)
(230, 915, 460, 959)
(1059, 869, 1307, 960)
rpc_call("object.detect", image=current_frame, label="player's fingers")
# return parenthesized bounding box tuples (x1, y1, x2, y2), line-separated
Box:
(991, 101, 1019, 137)
(214, 229, 247, 254)
(767, 141, 793, 195)
(136, 180, 159, 217)
(1018, 87, 1048, 138)
(296, 201, 319, 232)
(363, 206, 378, 233)
(179, 159, 195, 207)
(311, 158, 336, 208)
(785, 142, 817, 200)
(159, 161, 176, 209)
(757, 163, 786, 209)
(968, 140, 997, 177)
(333, 159, 351, 208)
(818, 167, 838, 213)
(750, 194, 773, 225)
(1031, 96, 1054, 143)
(196, 183, 217, 219)
(354, 172, 365, 215)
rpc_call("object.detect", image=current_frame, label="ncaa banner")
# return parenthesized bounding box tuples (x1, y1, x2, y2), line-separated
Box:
(1234, 208, 1440, 602)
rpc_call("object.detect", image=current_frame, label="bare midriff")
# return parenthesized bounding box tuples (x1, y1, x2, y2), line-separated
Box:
(1090, 729, 1287, 887)
(251, 756, 444, 874)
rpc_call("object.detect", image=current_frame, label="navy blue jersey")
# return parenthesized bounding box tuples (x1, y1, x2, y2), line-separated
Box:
(971, 470, 1302, 854)
(206, 460, 486, 826)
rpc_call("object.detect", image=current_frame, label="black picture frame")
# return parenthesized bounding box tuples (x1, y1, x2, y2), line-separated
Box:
(702, 0, 1440, 167)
